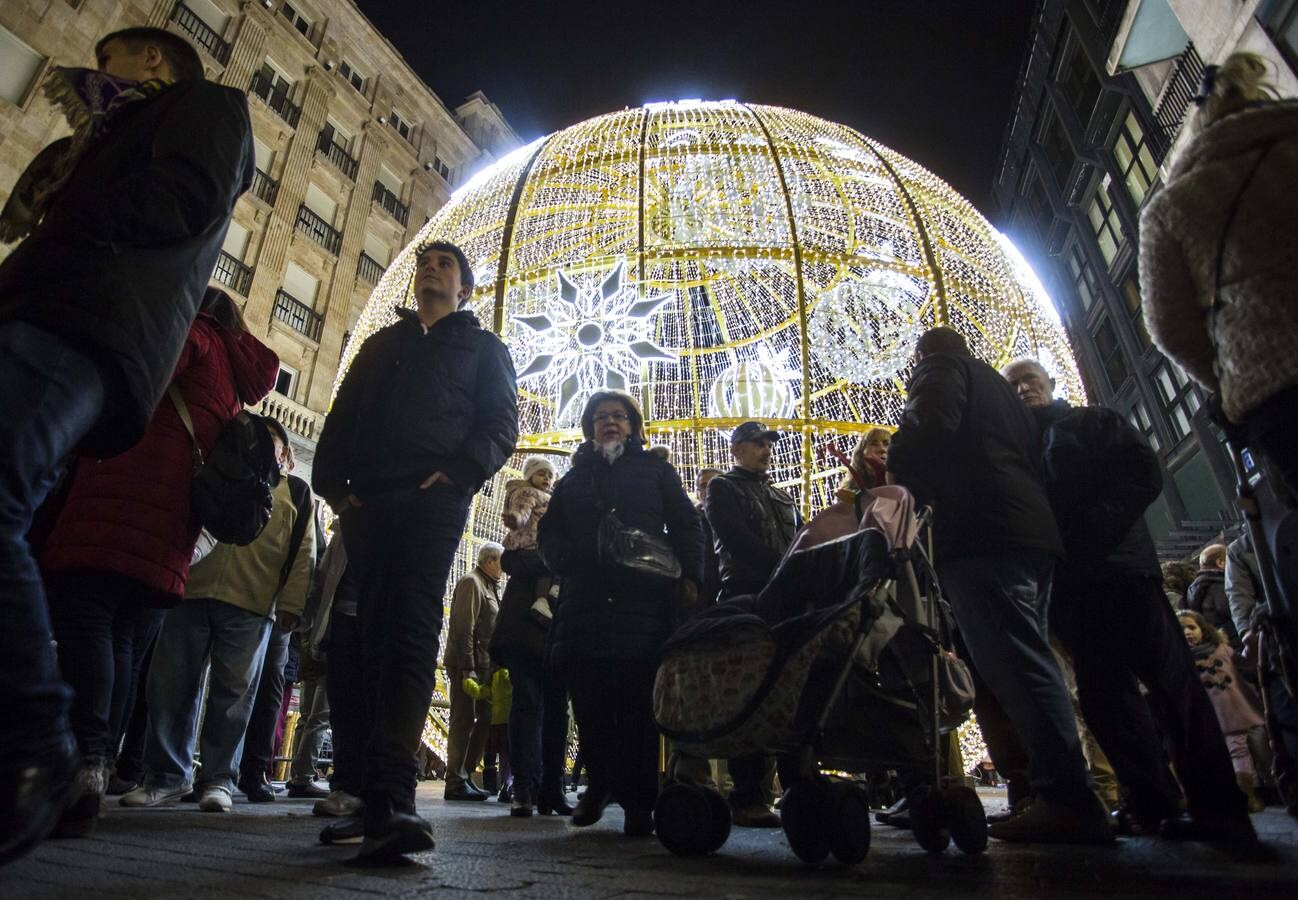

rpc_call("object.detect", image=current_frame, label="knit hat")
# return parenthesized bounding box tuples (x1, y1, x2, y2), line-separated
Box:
(522, 456, 555, 481)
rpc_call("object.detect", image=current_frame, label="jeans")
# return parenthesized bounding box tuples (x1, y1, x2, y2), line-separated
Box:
(444, 665, 491, 792)
(1052, 568, 1244, 823)
(341, 483, 471, 810)
(46, 573, 155, 760)
(508, 660, 570, 797)
(0, 322, 106, 765)
(115, 626, 163, 784)
(290, 651, 331, 783)
(109, 606, 166, 756)
(567, 658, 659, 813)
(939, 551, 1093, 807)
(143, 598, 271, 792)
(241, 623, 290, 782)
(325, 607, 366, 797)
(954, 629, 1031, 806)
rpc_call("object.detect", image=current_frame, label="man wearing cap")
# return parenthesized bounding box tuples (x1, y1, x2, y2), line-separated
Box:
(705, 421, 802, 827)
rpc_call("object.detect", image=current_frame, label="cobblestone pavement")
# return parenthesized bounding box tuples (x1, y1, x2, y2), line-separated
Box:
(3, 785, 1296, 898)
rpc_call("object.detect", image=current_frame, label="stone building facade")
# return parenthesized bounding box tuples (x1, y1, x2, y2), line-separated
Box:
(0, 0, 520, 476)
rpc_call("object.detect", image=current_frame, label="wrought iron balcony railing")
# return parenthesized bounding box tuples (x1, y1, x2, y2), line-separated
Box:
(273, 289, 324, 342)
(317, 131, 359, 180)
(356, 252, 385, 284)
(250, 168, 278, 205)
(170, 2, 230, 64)
(296, 204, 342, 255)
(212, 250, 253, 296)
(372, 180, 409, 226)
(1153, 43, 1205, 153)
(249, 72, 301, 128)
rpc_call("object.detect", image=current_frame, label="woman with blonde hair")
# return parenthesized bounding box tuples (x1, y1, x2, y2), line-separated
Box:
(835, 427, 891, 503)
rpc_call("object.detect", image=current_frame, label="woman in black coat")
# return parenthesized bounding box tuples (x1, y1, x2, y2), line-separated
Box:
(538, 390, 703, 836)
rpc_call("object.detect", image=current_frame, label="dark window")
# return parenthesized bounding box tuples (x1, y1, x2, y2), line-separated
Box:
(433, 155, 450, 180)
(1153, 360, 1200, 444)
(1092, 316, 1129, 390)
(1128, 400, 1161, 452)
(1087, 181, 1123, 266)
(1112, 112, 1159, 207)
(1120, 273, 1153, 350)
(1067, 244, 1100, 312)
(339, 60, 364, 93)
(281, 2, 311, 37)
(274, 367, 295, 398)
(389, 111, 412, 141)
(1056, 29, 1101, 124)
(1035, 106, 1073, 190)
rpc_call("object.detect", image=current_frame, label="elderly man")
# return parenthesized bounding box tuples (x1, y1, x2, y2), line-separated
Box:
(443, 543, 504, 801)
(1004, 357, 1256, 844)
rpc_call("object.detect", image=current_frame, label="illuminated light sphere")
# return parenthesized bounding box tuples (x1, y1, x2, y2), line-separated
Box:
(344, 100, 1084, 555)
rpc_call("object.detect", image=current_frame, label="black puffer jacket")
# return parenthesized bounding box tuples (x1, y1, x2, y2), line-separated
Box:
(888, 352, 1063, 562)
(1033, 399, 1161, 577)
(313, 308, 518, 503)
(538, 440, 703, 666)
(705, 466, 801, 597)
(0, 79, 253, 456)
(1187, 570, 1241, 647)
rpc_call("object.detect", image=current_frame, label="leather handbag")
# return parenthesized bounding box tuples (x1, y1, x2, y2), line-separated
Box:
(597, 506, 682, 590)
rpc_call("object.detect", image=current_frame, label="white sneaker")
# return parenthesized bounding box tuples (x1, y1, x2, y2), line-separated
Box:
(198, 785, 233, 813)
(313, 789, 363, 818)
(119, 783, 192, 808)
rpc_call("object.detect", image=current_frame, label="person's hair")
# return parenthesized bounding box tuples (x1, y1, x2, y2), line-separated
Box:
(1196, 52, 1278, 130)
(416, 240, 475, 306)
(477, 541, 504, 567)
(1199, 543, 1228, 570)
(915, 326, 969, 358)
(261, 416, 294, 470)
(200, 287, 248, 335)
(1161, 560, 1198, 594)
(96, 27, 205, 82)
(579, 390, 645, 442)
(698, 466, 724, 479)
(1001, 357, 1051, 381)
(1177, 609, 1224, 646)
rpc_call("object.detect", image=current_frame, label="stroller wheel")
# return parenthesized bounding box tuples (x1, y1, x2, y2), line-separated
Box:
(828, 780, 872, 865)
(781, 777, 831, 865)
(702, 787, 731, 853)
(655, 783, 720, 857)
(943, 786, 987, 855)
(909, 785, 950, 853)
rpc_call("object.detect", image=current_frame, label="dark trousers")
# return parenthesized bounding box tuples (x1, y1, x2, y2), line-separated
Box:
(108, 606, 166, 758)
(955, 629, 1031, 805)
(114, 622, 163, 785)
(566, 658, 658, 813)
(241, 623, 291, 781)
(341, 484, 470, 811)
(325, 607, 366, 797)
(508, 660, 570, 797)
(46, 573, 160, 761)
(1053, 568, 1246, 822)
(1263, 662, 1298, 798)
(0, 322, 106, 766)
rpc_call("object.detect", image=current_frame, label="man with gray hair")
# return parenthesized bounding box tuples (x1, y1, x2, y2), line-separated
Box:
(442, 542, 504, 801)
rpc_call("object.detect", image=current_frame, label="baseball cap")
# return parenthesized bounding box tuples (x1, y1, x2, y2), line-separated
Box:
(730, 421, 780, 447)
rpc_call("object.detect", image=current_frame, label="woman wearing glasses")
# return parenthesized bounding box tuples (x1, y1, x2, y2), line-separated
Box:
(537, 390, 704, 837)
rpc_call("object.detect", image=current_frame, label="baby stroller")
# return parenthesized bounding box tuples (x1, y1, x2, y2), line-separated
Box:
(651, 487, 984, 864)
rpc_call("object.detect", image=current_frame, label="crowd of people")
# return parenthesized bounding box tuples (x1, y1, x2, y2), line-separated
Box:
(0, 24, 1296, 874)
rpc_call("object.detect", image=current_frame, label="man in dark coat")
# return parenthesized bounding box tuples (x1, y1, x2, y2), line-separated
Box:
(705, 422, 802, 827)
(694, 467, 724, 604)
(313, 240, 518, 863)
(887, 328, 1108, 844)
(0, 27, 252, 865)
(1187, 545, 1241, 647)
(1005, 358, 1256, 844)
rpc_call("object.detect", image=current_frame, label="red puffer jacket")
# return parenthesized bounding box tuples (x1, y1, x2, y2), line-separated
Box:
(40, 313, 279, 602)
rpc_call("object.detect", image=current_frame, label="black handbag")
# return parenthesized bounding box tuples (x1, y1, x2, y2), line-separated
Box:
(592, 470, 681, 590)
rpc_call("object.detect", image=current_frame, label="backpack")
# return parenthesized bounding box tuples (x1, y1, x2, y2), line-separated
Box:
(169, 386, 280, 545)
(276, 474, 314, 595)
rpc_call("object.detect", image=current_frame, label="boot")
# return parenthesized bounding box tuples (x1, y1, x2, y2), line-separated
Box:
(1237, 772, 1265, 814)
(538, 786, 574, 816)
(52, 757, 108, 839)
(510, 781, 533, 818)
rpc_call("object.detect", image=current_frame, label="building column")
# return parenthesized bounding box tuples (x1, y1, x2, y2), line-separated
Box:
(146, 0, 174, 27)
(220, 4, 272, 92)
(244, 68, 335, 329)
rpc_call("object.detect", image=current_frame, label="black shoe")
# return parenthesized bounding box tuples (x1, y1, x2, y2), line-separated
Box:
(356, 812, 435, 864)
(511, 782, 533, 818)
(319, 815, 365, 845)
(105, 774, 137, 796)
(287, 781, 331, 799)
(571, 786, 611, 827)
(624, 808, 654, 837)
(482, 767, 499, 794)
(239, 776, 275, 803)
(443, 784, 488, 802)
(497, 786, 513, 804)
(538, 790, 573, 816)
(0, 748, 79, 867)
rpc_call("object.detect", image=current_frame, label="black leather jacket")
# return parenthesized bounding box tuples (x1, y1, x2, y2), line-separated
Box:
(704, 466, 801, 597)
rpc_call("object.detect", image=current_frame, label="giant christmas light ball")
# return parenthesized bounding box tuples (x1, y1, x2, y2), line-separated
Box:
(346, 99, 1082, 536)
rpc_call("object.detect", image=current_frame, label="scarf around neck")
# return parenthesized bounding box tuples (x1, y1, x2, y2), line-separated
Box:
(0, 67, 171, 243)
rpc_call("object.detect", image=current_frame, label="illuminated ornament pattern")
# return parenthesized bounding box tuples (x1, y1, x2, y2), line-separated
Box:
(342, 100, 1086, 629)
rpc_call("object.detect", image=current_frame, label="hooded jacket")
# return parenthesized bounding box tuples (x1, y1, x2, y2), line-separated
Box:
(502, 479, 550, 551)
(312, 307, 518, 504)
(1140, 101, 1298, 423)
(39, 313, 278, 602)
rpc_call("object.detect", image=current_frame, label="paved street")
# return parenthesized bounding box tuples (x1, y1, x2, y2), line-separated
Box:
(3, 785, 1296, 898)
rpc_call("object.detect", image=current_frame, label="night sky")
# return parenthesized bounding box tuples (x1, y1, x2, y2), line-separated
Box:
(353, 0, 1037, 215)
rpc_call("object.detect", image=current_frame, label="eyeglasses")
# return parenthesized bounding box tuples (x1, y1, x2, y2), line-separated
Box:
(593, 412, 629, 423)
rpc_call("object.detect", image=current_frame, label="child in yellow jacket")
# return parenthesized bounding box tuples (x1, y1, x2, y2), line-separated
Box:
(464, 669, 512, 802)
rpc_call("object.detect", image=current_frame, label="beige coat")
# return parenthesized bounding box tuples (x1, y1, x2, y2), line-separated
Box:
(1139, 101, 1298, 423)
(441, 568, 500, 673)
(185, 477, 316, 621)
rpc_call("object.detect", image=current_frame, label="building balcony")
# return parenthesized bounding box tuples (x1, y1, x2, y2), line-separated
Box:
(170, 2, 230, 65)
(257, 390, 326, 443)
(212, 250, 253, 296)
(295, 204, 342, 255)
(356, 252, 385, 285)
(1152, 43, 1204, 153)
(250, 168, 278, 205)
(249, 73, 301, 128)
(372, 181, 409, 226)
(273, 289, 324, 342)
(316, 131, 359, 181)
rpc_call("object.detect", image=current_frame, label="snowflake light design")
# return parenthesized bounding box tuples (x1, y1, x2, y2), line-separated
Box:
(512, 262, 677, 426)
(808, 271, 925, 384)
